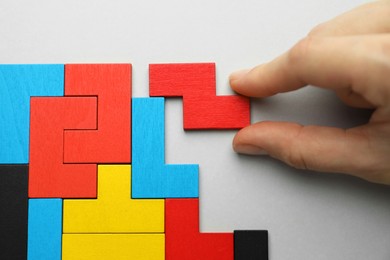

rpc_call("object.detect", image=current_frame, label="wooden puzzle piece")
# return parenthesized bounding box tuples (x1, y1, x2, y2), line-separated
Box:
(234, 230, 269, 260)
(0, 63, 268, 260)
(63, 64, 131, 163)
(62, 234, 165, 260)
(149, 63, 250, 130)
(63, 165, 164, 233)
(29, 97, 97, 198)
(0, 65, 63, 163)
(132, 98, 199, 198)
(165, 199, 233, 259)
(0, 165, 28, 260)
(27, 199, 62, 260)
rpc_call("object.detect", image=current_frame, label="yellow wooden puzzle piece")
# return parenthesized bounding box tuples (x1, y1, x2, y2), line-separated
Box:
(62, 234, 165, 260)
(63, 165, 164, 233)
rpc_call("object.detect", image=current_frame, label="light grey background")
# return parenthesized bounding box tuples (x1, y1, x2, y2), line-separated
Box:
(1, 0, 389, 259)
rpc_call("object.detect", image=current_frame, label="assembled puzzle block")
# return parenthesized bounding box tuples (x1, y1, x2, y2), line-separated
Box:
(29, 97, 97, 198)
(62, 234, 165, 260)
(63, 165, 164, 233)
(165, 199, 233, 259)
(63, 64, 131, 163)
(132, 98, 199, 198)
(234, 230, 269, 260)
(149, 63, 250, 130)
(27, 199, 62, 260)
(0, 63, 267, 260)
(0, 165, 28, 260)
(0, 65, 63, 163)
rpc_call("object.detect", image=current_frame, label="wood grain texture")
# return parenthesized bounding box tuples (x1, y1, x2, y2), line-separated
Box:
(63, 165, 164, 233)
(27, 199, 62, 260)
(29, 97, 97, 198)
(149, 63, 250, 130)
(132, 98, 199, 198)
(64, 64, 131, 163)
(0, 65, 63, 163)
(165, 199, 233, 260)
(62, 234, 165, 260)
(0, 165, 28, 260)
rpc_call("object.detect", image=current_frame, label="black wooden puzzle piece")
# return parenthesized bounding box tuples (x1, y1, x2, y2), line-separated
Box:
(0, 165, 28, 260)
(234, 230, 268, 260)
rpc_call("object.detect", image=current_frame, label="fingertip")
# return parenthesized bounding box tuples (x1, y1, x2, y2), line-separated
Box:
(233, 143, 269, 155)
(232, 125, 269, 155)
(229, 69, 250, 91)
(230, 60, 293, 98)
(230, 69, 250, 82)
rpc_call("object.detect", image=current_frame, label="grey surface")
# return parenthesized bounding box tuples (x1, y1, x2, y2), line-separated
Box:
(1, 0, 389, 259)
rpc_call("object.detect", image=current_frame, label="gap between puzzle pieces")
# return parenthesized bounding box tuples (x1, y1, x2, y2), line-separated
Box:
(21, 165, 268, 260)
(28, 97, 97, 198)
(0, 65, 64, 164)
(63, 165, 164, 233)
(63, 64, 131, 164)
(62, 165, 165, 260)
(27, 200, 165, 260)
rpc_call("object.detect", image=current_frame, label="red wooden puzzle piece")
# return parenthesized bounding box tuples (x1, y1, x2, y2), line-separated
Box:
(149, 63, 250, 130)
(165, 199, 233, 259)
(29, 97, 97, 198)
(63, 64, 131, 163)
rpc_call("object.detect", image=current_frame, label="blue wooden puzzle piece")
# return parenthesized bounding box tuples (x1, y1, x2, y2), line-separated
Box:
(0, 65, 64, 163)
(132, 97, 199, 198)
(27, 199, 62, 260)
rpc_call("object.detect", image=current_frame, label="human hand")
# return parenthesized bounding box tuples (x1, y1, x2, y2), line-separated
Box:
(230, 0, 390, 185)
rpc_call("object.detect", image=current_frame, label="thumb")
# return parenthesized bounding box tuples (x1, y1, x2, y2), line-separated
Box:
(233, 121, 389, 184)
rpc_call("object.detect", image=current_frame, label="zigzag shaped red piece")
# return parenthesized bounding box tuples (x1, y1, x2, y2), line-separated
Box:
(149, 63, 250, 130)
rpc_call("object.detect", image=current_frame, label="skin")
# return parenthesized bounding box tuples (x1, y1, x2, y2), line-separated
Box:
(230, 0, 390, 185)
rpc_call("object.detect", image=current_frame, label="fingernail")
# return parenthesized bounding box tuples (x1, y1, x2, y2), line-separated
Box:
(229, 69, 250, 85)
(234, 144, 268, 155)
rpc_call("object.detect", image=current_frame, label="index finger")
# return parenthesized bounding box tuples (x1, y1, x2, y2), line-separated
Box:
(230, 34, 390, 108)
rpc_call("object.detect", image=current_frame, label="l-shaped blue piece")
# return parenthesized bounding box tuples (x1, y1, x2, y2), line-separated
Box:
(132, 97, 199, 198)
